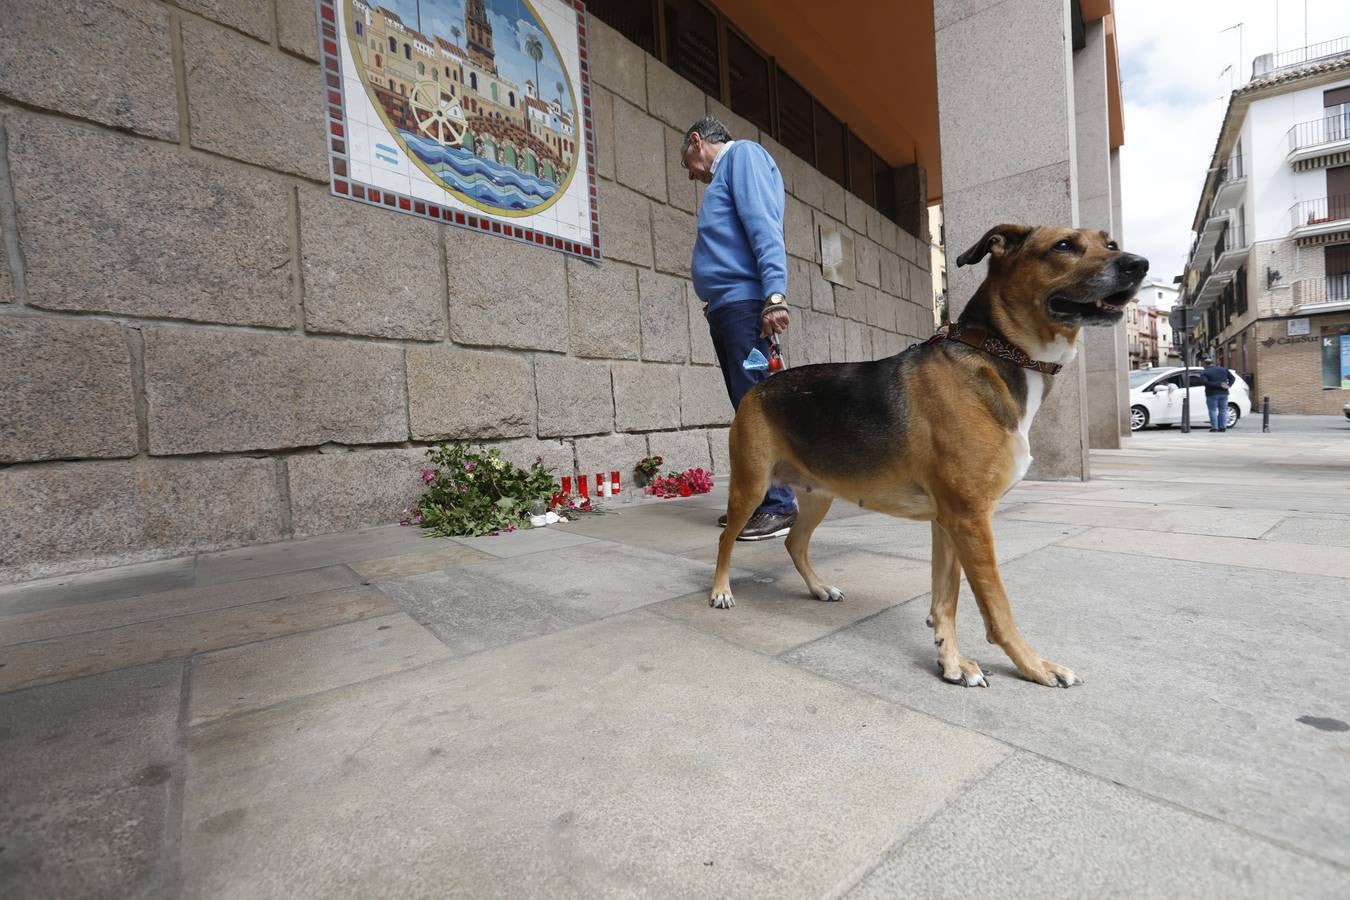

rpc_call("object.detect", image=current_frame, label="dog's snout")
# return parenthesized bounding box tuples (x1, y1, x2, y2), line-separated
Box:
(1115, 253, 1149, 280)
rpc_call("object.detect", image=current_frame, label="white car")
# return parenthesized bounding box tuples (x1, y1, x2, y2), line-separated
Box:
(1128, 366, 1251, 431)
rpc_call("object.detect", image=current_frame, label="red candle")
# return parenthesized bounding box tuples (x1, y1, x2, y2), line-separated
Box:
(577, 474, 589, 498)
(561, 475, 572, 494)
(610, 470, 621, 494)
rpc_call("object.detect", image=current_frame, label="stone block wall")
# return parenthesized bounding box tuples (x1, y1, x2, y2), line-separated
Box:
(0, 4, 932, 582)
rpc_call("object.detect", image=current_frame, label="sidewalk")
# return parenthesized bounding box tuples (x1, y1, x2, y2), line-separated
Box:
(2, 423, 1349, 898)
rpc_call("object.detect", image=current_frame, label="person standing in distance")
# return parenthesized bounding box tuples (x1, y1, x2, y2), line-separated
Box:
(680, 115, 796, 540)
(1200, 354, 1233, 432)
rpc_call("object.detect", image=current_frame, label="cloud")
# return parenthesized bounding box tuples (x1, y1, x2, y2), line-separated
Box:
(1115, 0, 1350, 282)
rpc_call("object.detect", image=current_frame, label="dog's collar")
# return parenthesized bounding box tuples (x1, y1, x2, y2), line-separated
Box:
(918, 324, 1064, 375)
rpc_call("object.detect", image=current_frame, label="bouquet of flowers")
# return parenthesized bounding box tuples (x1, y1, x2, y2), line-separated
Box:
(647, 467, 714, 499)
(405, 444, 556, 537)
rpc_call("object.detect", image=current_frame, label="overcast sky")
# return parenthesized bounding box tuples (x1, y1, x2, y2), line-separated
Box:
(1115, 0, 1350, 284)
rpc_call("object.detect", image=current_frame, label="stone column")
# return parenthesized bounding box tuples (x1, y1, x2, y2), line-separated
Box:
(935, 0, 1090, 480)
(894, 163, 930, 244)
(1074, 18, 1127, 450)
(1110, 147, 1130, 434)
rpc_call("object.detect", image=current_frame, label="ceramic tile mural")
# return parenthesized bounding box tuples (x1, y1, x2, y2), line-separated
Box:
(316, 0, 600, 258)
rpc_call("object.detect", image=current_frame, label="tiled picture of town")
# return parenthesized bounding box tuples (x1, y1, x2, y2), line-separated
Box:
(347, 0, 579, 214)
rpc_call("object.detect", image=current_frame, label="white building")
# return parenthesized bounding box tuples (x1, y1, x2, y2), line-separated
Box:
(1180, 39, 1350, 412)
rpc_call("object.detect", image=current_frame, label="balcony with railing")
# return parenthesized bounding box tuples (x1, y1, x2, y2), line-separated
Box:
(1211, 153, 1245, 213)
(1254, 36, 1350, 79)
(1287, 104, 1350, 167)
(1289, 193, 1350, 240)
(1291, 273, 1350, 311)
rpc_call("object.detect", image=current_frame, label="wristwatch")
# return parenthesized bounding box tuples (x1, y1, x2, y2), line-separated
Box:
(764, 293, 787, 310)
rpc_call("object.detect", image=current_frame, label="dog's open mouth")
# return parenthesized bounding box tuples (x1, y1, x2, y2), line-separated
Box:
(1047, 288, 1136, 321)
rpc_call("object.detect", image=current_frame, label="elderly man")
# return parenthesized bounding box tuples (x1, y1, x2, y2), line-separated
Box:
(681, 115, 796, 541)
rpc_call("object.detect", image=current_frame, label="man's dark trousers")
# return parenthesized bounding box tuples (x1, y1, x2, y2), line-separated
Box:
(707, 299, 796, 515)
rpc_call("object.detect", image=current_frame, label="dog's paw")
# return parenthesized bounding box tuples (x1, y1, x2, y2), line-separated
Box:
(1025, 659, 1081, 688)
(709, 591, 736, 609)
(939, 658, 988, 688)
(811, 584, 844, 602)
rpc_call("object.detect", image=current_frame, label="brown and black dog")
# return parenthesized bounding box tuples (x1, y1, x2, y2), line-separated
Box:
(710, 224, 1147, 688)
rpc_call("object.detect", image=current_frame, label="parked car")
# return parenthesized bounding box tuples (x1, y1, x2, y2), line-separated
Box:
(1128, 366, 1251, 431)
(1344, 400, 1350, 422)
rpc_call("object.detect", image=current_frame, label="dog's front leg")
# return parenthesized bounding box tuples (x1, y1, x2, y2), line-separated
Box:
(942, 511, 1081, 688)
(928, 522, 986, 686)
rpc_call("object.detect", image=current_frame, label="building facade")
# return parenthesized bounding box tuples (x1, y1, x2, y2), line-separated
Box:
(1181, 41, 1350, 411)
(0, 0, 1126, 582)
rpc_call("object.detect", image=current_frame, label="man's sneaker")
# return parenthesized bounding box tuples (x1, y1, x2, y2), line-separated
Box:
(718, 513, 728, 528)
(736, 511, 796, 541)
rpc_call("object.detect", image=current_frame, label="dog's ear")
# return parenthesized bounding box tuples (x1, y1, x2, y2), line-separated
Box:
(955, 224, 1034, 267)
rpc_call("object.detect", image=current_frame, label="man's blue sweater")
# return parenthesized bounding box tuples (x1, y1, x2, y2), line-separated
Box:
(690, 141, 787, 312)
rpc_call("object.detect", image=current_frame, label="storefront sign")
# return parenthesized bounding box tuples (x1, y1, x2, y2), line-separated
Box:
(1287, 318, 1310, 335)
(1260, 334, 1320, 347)
(316, 0, 600, 258)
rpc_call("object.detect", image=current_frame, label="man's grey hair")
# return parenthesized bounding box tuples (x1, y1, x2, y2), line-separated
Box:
(681, 116, 732, 165)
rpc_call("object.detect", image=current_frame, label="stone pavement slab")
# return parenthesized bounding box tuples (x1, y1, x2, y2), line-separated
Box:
(1262, 515, 1350, 548)
(1004, 500, 1287, 538)
(0, 555, 196, 616)
(180, 612, 1010, 899)
(0, 661, 183, 900)
(446, 523, 598, 558)
(786, 545, 1350, 867)
(0, 566, 361, 647)
(807, 512, 1085, 563)
(846, 753, 1350, 899)
(1060, 526, 1350, 579)
(188, 612, 450, 727)
(654, 550, 933, 655)
(375, 540, 727, 658)
(0, 586, 394, 692)
(193, 525, 427, 585)
(347, 543, 494, 580)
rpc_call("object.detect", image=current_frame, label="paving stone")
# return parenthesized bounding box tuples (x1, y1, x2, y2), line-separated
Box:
(612, 362, 680, 433)
(447, 525, 599, 560)
(0, 585, 395, 692)
(276, 0, 319, 59)
(585, 14, 647, 108)
(193, 528, 425, 585)
(179, 612, 1008, 899)
(787, 545, 1350, 868)
(288, 447, 429, 536)
(590, 86, 616, 180)
(645, 58, 705, 130)
(1060, 526, 1350, 579)
(612, 97, 667, 202)
(663, 126, 699, 213)
(446, 226, 567, 350)
(348, 545, 495, 581)
(810, 512, 1082, 564)
(1261, 515, 1350, 548)
(299, 188, 447, 340)
(0, 557, 196, 618)
(0, 316, 137, 463)
(189, 612, 450, 727)
(655, 550, 932, 655)
(573, 432, 649, 483)
(652, 204, 695, 277)
(145, 327, 405, 454)
(0, 661, 181, 900)
(0, 566, 360, 647)
(183, 19, 326, 179)
(596, 178, 653, 268)
(680, 365, 733, 428)
(535, 355, 614, 437)
(688, 288, 718, 365)
(1, 0, 177, 140)
(1005, 501, 1287, 539)
(646, 428, 712, 472)
(559, 503, 723, 554)
(639, 269, 690, 363)
(567, 257, 640, 359)
(406, 345, 534, 441)
(8, 115, 292, 327)
(846, 752, 1350, 899)
(0, 458, 285, 585)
